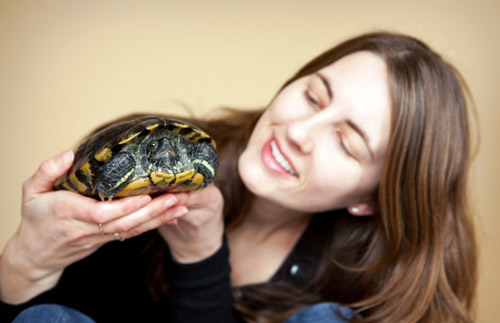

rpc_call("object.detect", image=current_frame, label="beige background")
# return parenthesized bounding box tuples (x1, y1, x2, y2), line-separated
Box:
(0, 0, 498, 321)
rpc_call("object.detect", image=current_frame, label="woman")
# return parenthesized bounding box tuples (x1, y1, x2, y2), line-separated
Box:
(0, 32, 477, 322)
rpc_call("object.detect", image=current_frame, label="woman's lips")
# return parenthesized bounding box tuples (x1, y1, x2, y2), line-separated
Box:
(261, 136, 298, 177)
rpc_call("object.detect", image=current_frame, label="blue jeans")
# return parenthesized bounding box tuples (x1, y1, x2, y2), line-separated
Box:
(13, 304, 95, 323)
(13, 302, 351, 322)
(286, 302, 354, 323)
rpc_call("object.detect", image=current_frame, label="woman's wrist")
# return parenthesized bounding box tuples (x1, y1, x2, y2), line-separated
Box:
(0, 237, 62, 304)
(168, 235, 224, 264)
(158, 214, 225, 264)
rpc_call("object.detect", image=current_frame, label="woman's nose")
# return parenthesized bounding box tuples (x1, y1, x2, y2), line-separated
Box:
(286, 117, 316, 155)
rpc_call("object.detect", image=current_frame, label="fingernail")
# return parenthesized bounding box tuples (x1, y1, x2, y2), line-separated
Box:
(137, 195, 151, 208)
(163, 196, 178, 210)
(59, 150, 74, 166)
(173, 209, 188, 219)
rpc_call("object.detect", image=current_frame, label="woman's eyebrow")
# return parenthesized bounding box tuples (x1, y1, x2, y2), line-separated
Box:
(346, 119, 375, 161)
(315, 72, 332, 100)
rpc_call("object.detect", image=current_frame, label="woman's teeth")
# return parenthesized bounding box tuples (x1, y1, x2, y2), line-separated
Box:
(271, 140, 297, 176)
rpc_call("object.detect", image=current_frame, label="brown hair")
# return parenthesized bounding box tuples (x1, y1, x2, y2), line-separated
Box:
(146, 32, 477, 322)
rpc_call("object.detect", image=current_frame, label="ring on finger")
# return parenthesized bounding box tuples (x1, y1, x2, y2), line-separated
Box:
(113, 232, 125, 242)
(98, 223, 106, 235)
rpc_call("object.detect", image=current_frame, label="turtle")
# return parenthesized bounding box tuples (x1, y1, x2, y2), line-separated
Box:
(54, 114, 219, 201)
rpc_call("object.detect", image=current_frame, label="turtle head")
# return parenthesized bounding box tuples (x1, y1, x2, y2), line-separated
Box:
(146, 137, 178, 166)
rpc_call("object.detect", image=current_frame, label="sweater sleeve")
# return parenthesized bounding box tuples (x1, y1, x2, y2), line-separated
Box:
(165, 235, 241, 323)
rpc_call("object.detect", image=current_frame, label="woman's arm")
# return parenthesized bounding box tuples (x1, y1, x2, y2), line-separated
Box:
(157, 185, 240, 322)
(0, 150, 182, 304)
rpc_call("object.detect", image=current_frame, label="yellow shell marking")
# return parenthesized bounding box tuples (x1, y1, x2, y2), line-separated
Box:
(171, 122, 189, 130)
(190, 132, 212, 144)
(115, 178, 152, 197)
(94, 148, 113, 163)
(119, 131, 141, 145)
(190, 173, 204, 188)
(166, 174, 203, 192)
(146, 123, 159, 131)
(60, 181, 76, 192)
(79, 162, 93, 183)
(68, 173, 90, 193)
(150, 172, 176, 185)
(174, 169, 195, 183)
(170, 122, 216, 148)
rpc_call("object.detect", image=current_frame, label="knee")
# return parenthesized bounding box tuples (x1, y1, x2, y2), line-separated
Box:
(286, 302, 354, 323)
(13, 304, 95, 323)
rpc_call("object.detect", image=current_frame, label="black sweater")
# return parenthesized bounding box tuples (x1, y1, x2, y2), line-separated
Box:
(0, 215, 325, 322)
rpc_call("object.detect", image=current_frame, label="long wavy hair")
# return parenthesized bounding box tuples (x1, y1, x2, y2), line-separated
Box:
(145, 32, 477, 322)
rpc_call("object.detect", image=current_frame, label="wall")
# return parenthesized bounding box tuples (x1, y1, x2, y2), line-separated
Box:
(1, 0, 498, 321)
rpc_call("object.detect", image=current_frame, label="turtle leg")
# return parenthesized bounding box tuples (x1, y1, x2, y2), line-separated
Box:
(189, 143, 219, 188)
(95, 152, 136, 199)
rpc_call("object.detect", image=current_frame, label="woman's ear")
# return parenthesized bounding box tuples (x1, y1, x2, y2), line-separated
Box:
(347, 200, 378, 216)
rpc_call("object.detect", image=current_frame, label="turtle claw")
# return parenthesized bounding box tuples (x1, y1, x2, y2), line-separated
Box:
(98, 192, 113, 202)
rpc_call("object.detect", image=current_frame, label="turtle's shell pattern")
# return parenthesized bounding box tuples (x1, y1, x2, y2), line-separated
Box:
(54, 115, 219, 201)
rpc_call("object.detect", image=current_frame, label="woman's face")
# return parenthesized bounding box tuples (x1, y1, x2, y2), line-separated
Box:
(238, 51, 392, 214)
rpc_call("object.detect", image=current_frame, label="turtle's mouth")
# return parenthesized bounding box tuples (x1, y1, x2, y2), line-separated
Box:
(156, 149, 175, 158)
(153, 148, 178, 166)
(269, 137, 298, 177)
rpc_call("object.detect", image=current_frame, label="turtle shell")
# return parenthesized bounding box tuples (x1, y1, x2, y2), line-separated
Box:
(54, 115, 219, 201)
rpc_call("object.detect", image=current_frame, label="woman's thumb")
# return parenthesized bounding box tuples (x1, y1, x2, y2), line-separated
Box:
(24, 150, 74, 196)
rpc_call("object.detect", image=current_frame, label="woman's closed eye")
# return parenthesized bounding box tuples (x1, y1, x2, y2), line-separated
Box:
(336, 130, 356, 159)
(304, 90, 323, 109)
(304, 74, 332, 109)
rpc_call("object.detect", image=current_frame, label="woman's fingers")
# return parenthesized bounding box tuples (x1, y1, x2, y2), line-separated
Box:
(28, 180, 187, 242)
(75, 193, 185, 242)
(109, 205, 189, 240)
(88, 195, 154, 224)
(50, 193, 152, 224)
(97, 194, 181, 235)
(23, 150, 74, 199)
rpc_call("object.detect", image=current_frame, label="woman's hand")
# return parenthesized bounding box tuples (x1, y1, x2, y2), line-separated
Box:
(157, 184, 225, 264)
(0, 150, 183, 304)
